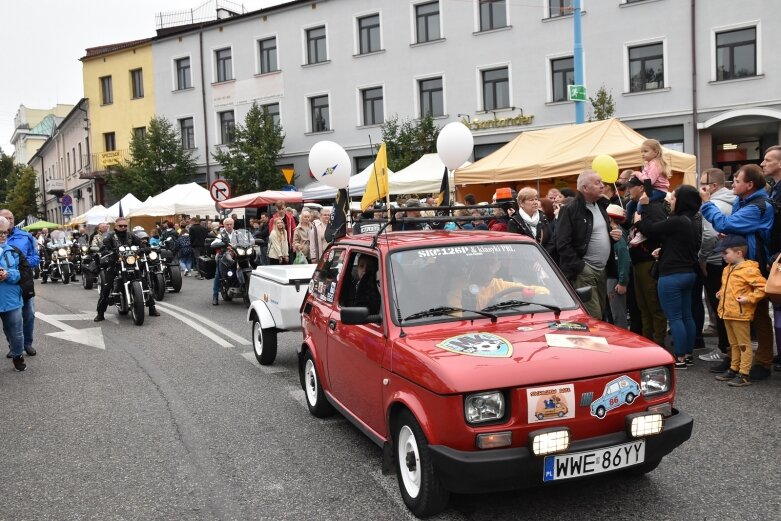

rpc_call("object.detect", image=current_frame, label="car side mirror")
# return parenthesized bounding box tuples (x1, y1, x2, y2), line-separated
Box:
(341, 307, 382, 325)
(575, 286, 593, 303)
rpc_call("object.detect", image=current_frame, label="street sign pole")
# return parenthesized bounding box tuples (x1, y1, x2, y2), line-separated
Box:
(573, 0, 585, 124)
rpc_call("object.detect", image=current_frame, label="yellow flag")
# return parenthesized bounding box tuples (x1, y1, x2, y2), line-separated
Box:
(361, 143, 389, 212)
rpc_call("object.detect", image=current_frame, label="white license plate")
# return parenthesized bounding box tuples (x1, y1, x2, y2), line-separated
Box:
(543, 440, 645, 482)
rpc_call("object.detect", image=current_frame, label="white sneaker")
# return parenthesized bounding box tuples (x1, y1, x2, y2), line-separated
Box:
(698, 348, 724, 362)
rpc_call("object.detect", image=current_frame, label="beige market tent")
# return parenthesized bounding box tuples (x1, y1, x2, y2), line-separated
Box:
(455, 119, 697, 189)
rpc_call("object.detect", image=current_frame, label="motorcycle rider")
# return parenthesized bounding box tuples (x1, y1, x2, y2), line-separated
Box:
(211, 217, 236, 306)
(90, 222, 109, 248)
(94, 217, 160, 322)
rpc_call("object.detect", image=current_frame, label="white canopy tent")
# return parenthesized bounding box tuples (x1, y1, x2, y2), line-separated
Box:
(389, 154, 471, 195)
(107, 193, 143, 218)
(127, 183, 217, 217)
(69, 205, 111, 226)
(302, 162, 396, 200)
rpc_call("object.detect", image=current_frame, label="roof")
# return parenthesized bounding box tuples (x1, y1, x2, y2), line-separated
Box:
(335, 230, 535, 251)
(81, 38, 153, 60)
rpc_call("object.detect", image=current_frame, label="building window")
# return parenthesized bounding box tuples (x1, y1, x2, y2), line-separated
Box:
(310, 95, 330, 132)
(133, 127, 146, 141)
(358, 14, 381, 54)
(629, 42, 664, 92)
(215, 47, 233, 82)
(72, 147, 76, 173)
(479, 0, 506, 32)
(67, 152, 71, 175)
(361, 87, 384, 126)
(551, 57, 574, 102)
(175, 57, 192, 90)
(104, 132, 116, 151)
(716, 27, 756, 81)
(307, 26, 327, 64)
(219, 110, 235, 144)
(416, 1, 440, 43)
(130, 68, 144, 99)
(549, 0, 573, 18)
(179, 118, 195, 149)
(482, 67, 510, 110)
(100, 76, 113, 105)
(78, 143, 83, 169)
(261, 103, 280, 126)
(419, 77, 444, 117)
(355, 155, 374, 172)
(259, 37, 278, 74)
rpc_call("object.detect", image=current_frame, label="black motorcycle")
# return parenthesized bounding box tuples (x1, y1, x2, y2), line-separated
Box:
(99, 245, 150, 326)
(212, 229, 257, 306)
(143, 244, 167, 301)
(43, 240, 75, 284)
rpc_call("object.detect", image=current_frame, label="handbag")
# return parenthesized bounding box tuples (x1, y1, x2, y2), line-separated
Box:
(765, 255, 781, 304)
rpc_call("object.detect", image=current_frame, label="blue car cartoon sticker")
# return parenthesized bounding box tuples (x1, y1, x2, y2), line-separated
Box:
(589, 375, 640, 419)
(436, 333, 513, 357)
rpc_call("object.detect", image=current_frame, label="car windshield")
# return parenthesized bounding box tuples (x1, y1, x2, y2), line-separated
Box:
(388, 242, 578, 325)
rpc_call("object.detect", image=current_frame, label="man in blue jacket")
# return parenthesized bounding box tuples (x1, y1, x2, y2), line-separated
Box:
(0, 216, 26, 371)
(1, 210, 39, 358)
(700, 164, 774, 379)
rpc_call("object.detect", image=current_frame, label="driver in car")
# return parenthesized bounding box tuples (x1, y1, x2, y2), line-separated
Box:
(446, 256, 550, 310)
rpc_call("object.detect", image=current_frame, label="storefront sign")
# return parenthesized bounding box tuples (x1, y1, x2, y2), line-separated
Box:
(462, 114, 535, 131)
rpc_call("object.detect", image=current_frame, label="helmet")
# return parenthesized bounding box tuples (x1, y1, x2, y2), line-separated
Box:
(133, 226, 149, 239)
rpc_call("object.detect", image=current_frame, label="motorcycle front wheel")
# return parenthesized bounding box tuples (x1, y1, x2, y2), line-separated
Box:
(82, 272, 93, 290)
(154, 273, 166, 301)
(130, 281, 145, 326)
(118, 284, 130, 315)
(61, 264, 71, 284)
(169, 265, 182, 293)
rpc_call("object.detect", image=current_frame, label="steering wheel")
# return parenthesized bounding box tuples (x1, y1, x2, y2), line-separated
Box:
(484, 287, 531, 308)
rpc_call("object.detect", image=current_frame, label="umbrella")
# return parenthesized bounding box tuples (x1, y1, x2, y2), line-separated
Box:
(23, 220, 61, 232)
(218, 190, 303, 209)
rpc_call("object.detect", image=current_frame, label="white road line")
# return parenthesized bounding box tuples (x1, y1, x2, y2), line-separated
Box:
(240, 352, 287, 373)
(35, 312, 75, 331)
(155, 306, 234, 348)
(156, 301, 251, 345)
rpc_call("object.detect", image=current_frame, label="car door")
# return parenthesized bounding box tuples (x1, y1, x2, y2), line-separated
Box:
(327, 249, 387, 436)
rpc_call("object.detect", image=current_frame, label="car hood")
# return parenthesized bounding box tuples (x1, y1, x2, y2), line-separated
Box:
(390, 314, 673, 395)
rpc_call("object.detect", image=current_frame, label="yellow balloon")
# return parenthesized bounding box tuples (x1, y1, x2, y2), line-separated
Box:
(592, 154, 619, 184)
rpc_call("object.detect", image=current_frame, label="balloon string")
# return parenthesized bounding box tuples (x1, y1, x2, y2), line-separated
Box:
(614, 183, 623, 208)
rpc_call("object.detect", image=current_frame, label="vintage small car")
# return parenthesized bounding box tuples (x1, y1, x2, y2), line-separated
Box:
(298, 230, 692, 518)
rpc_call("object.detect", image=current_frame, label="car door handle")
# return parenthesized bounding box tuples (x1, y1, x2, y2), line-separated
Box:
(328, 319, 337, 331)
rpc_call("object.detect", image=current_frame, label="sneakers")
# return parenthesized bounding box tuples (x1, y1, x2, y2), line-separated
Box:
(699, 348, 724, 362)
(25, 346, 36, 356)
(12, 356, 26, 371)
(715, 369, 738, 381)
(749, 365, 771, 381)
(702, 325, 718, 337)
(674, 357, 687, 370)
(149, 308, 160, 317)
(93, 313, 105, 322)
(685, 354, 694, 367)
(629, 231, 647, 246)
(709, 357, 732, 373)
(727, 374, 752, 387)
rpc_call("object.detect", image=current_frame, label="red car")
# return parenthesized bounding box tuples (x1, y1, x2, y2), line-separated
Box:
(299, 231, 692, 518)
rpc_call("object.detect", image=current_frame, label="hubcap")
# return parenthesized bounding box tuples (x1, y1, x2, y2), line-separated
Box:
(397, 425, 421, 498)
(305, 359, 318, 405)
(253, 322, 263, 356)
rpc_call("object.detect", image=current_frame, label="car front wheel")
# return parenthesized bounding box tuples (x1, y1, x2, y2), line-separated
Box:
(393, 409, 450, 518)
(302, 351, 334, 418)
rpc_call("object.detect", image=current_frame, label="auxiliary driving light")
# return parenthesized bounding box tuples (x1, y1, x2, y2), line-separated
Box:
(529, 428, 570, 456)
(626, 412, 664, 438)
(476, 431, 512, 449)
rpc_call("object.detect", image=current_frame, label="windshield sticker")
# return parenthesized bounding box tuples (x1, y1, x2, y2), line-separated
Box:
(589, 376, 640, 419)
(417, 244, 516, 258)
(436, 333, 513, 357)
(548, 321, 590, 332)
(527, 384, 575, 423)
(545, 334, 610, 353)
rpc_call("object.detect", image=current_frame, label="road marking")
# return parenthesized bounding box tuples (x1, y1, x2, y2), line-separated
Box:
(156, 301, 251, 345)
(240, 352, 287, 373)
(35, 312, 106, 350)
(155, 306, 234, 348)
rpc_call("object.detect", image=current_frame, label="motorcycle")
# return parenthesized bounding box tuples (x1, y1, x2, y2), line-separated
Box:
(142, 244, 167, 301)
(43, 239, 75, 284)
(160, 237, 183, 294)
(98, 245, 150, 326)
(79, 237, 96, 290)
(212, 229, 257, 306)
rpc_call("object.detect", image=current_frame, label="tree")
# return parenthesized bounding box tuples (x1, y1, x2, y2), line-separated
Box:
(107, 116, 196, 201)
(0, 150, 14, 205)
(4, 165, 39, 219)
(380, 114, 440, 172)
(212, 103, 285, 196)
(588, 85, 616, 121)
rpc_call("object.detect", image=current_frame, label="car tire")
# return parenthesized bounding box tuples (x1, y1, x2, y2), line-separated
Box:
(624, 458, 661, 477)
(595, 405, 606, 419)
(393, 409, 450, 518)
(625, 393, 636, 404)
(252, 319, 277, 366)
(302, 350, 334, 418)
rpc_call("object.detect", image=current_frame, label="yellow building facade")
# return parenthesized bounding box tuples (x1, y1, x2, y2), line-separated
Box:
(81, 39, 155, 173)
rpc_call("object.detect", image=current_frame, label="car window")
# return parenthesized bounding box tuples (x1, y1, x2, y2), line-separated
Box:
(338, 252, 382, 314)
(310, 248, 346, 304)
(388, 242, 579, 325)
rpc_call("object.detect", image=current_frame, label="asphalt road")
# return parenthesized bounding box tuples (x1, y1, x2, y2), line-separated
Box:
(1, 274, 780, 521)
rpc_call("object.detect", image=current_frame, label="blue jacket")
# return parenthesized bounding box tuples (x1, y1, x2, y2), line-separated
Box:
(700, 188, 773, 262)
(5, 228, 39, 266)
(0, 243, 23, 312)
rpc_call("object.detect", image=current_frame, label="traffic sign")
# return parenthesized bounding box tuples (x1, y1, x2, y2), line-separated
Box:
(568, 85, 587, 102)
(62, 205, 73, 216)
(210, 179, 231, 202)
(61, 194, 73, 206)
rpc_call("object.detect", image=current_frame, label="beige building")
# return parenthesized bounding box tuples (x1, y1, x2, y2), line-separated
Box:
(10, 104, 74, 165)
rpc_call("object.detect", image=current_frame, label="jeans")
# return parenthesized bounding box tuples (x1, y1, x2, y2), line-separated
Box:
(212, 253, 221, 299)
(179, 256, 193, 272)
(657, 271, 696, 357)
(22, 297, 34, 349)
(1, 307, 24, 358)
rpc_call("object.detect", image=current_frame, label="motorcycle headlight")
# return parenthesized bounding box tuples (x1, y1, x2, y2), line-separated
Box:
(640, 367, 671, 397)
(126, 255, 136, 265)
(236, 248, 245, 256)
(131, 245, 138, 252)
(58, 248, 67, 257)
(81, 246, 88, 253)
(119, 246, 126, 252)
(51, 253, 57, 260)
(464, 391, 505, 424)
(149, 251, 158, 260)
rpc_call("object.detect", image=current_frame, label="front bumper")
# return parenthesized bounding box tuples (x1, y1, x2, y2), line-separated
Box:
(429, 408, 693, 494)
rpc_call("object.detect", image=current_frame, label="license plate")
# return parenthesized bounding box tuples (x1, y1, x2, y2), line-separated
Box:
(543, 440, 645, 482)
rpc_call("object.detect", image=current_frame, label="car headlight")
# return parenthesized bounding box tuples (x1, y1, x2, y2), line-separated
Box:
(58, 248, 67, 256)
(236, 248, 245, 256)
(149, 251, 158, 260)
(464, 391, 505, 424)
(126, 255, 136, 265)
(640, 367, 670, 397)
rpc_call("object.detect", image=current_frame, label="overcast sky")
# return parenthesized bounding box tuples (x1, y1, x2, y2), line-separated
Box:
(0, 0, 280, 156)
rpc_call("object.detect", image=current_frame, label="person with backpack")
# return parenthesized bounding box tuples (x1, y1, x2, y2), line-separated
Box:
(0, 216, 26, 371)
(0, 209, 39, 359)
(761, 145, 781, 373)
(700, 164, 775, 380)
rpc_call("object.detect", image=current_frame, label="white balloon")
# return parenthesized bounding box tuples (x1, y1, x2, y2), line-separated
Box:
(437, 122, 474, 171)
(308, 141, 352, 189)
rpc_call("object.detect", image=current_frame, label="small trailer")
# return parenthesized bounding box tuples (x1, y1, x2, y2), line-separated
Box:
(246, 263, 316, 365)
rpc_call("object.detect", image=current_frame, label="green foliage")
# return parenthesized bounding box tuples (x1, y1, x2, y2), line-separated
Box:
(380, 114, 440, 172)
(107, 116, 196, 201)
(212, 103, 286, 196)
(588, 85, 616, 121)
(4, 166, 39, 219)
(0, 150, 14, 205)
